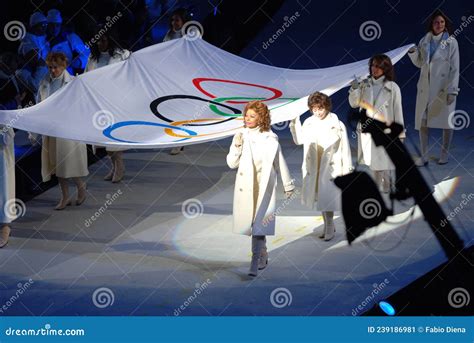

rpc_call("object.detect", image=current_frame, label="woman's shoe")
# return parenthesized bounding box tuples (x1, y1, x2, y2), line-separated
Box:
(104, 168, 114, 181)
(0, 225, 11, 248)
(170, 146, 184, 155)
(76, 194, 87, 206)
(415, 157, 428, 167)
(323, 229, 335, 241)
(54, 199, 72, 210)
(438, 157, 449, 165)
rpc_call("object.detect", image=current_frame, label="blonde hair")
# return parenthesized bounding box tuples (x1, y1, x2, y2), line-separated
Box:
(45, 52, 68, 68)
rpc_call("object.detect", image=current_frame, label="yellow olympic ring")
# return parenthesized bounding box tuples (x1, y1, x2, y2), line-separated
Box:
(164, 118, 244, 138)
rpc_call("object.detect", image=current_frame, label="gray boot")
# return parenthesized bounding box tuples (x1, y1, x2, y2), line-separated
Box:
(249, 236, 265, 277)
(415, 124, 429, 166)
(258, 237, 268, 270)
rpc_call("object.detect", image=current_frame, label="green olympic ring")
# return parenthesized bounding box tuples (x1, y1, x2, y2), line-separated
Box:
(208, 97, 299, 117)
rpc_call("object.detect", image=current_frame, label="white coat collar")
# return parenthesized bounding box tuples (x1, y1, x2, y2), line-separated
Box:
(306, 113, 344, 149)
(307, 112, 341, 128)
(421, 31, 451, 47)
(44, 70, 73, 85)
(38, 70, 73, 101)
(367, 76, 393, 92)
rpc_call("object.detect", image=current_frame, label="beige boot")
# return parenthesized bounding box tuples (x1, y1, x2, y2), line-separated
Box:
(373, 171, 384, 193)
(438, 129, 453, 165)
(104, 152, 115, 181)
(381, 170, 391, 194)
(321, 211, 335, 241)
(55, 177, 72, 210)
(0, 225, 11, 248)
(112, 152, 125, 183)
(74, 177, 87, 206)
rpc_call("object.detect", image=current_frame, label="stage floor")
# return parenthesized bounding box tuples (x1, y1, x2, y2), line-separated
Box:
(1, 130, 473, 316)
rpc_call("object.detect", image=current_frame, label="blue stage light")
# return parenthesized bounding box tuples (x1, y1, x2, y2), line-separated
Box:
(379, 301, 396, 316)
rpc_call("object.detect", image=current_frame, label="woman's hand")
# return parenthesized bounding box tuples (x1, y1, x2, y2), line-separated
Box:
(350, 78, 360, 90)
(28, 133, 39, 146)
(234, 132, 243, 148)
(447, 94, 456, 105)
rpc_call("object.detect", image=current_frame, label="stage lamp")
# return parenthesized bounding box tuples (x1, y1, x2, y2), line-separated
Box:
(334, 171, 392, 244)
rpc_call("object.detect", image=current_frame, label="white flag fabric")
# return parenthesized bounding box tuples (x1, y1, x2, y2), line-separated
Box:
(0, 38, 413, 149)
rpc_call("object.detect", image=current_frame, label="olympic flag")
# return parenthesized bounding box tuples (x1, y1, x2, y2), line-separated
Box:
(0, 38, 413, 148)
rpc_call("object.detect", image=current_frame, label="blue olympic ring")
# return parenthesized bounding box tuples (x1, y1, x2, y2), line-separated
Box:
(103, 120, 197, 143)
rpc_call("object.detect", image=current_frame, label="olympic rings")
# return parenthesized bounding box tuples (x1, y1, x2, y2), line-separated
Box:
(192, 78, 283, 104)
(165, 118, 243, 138)
(103, 78, 296, 144)
(209, 97, 263, 116)
(150, 95, 239, 126)
(209, 96, 299, 116)
(103, 120, 197, 143)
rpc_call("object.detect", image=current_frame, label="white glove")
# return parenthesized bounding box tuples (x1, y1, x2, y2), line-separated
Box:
(285, 190, 294, 199)
(28, 132, 40, 146)
(350, 78, 360, 89)
(447, 94, 456, 105)
(233, 132, 243, 148)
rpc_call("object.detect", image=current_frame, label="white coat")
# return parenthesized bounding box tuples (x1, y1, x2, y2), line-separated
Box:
(408, 32, 460, 129)
(84, 49, 131, 72)
(290, 113, 352, 211)
(226, 128, 295, 236)
(37, 71, 89, 182)
(348, 77, 405, 171)
(0, 126, 15, 223)
(85, 49, 131, 153)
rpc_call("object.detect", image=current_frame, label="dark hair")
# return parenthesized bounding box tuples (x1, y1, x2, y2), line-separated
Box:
(369, 54, 395, 81)
(243, 100, 271, 132)
(169, 8, 188, 29)
(89, 26, 122, 61)
(307, 92, 332, 112)
(427, 9, 453, 34)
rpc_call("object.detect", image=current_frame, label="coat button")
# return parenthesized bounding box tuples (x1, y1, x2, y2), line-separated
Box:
(239, 172, 243, 176)
(239, 188, 243, 192)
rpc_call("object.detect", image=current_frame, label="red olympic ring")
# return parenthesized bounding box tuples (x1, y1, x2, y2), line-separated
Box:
(192, 78, 283, 104)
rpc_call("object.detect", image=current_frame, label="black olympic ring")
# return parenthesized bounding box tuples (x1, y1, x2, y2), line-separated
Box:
(149, 95, 240, 127)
